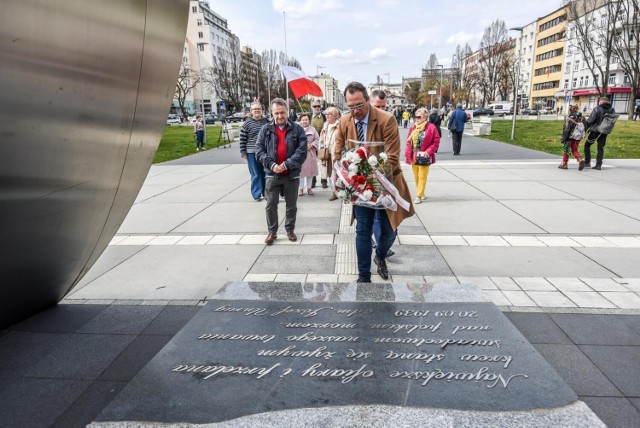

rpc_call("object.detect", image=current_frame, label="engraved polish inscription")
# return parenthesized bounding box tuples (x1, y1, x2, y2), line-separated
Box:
(170, 302, 528, 391)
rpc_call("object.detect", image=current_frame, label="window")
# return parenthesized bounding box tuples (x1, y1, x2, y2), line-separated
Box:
(579, 76, 584, 87)
(198, 44, 205, 51)
(197, 19, 202, 26)
(565, 62, 571, 73)
(192, 6, 197, 13)
(574, 61, 579, 71)
(564, 79, 569, 89)
(572, 78, 577, 88)
(198, 32, 203, 38)
(608, 73, 616, 84)
(624, 74, 630, 84)
(593, 75, 599, 86)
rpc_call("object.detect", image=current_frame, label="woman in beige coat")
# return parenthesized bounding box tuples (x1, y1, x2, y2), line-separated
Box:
(319, 107, 341, 200)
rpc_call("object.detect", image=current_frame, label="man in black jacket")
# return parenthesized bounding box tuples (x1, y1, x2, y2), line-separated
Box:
(256, 98, 307, 245)
(584, 96, 615, 170)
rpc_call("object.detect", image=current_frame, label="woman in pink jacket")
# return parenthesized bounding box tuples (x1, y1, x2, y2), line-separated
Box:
(404, 107, 440, 204)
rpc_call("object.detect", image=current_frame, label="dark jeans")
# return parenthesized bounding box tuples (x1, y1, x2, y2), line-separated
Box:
(195, 130, 204, 148)
(265, 175, 299, 234)
(354, 206, 396, 281)
(246, 153, 265, 199)
(451, 131, 463, 154)
(584, 132, 607, 166)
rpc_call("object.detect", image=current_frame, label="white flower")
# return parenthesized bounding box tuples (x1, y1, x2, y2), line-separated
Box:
(379, 152, 388, 161)
(368, 155, 378, 167)
(363, 190, 373, 200)
(348, 171, 357, 179)
(351, 155, 361, 164)
(337, 190, 346, 199)
(348, 163, 358, 172)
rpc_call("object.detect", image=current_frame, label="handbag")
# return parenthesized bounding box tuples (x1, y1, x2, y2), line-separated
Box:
(415, 153, 431, 166)
(318, 147, 330, 161)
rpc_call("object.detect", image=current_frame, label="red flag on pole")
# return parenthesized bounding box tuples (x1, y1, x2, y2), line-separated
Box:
(279, 65, 323, 99)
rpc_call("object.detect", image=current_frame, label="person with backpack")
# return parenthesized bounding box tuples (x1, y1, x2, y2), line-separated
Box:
(558, 105, 585, 170)
(584, 96, 617, 170)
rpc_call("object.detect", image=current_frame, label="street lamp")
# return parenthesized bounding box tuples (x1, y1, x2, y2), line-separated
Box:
(509, 27, 523, 140)
(437, 64, 444, 109)
(196, 42, 208, 145)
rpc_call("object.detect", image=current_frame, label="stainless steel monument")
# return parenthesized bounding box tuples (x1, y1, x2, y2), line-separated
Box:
(0, 0, 190, 327)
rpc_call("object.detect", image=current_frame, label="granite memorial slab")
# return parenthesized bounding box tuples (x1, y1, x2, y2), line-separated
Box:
(94, 282, 603, 426)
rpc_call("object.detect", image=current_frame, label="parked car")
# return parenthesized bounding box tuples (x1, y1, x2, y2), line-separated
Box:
(166, 114, 182, 125)
(472, 108, 494, 117)
(224, 112, 245, 122)
(205, 114, 224, 124)
(539, 107, 553, 114)
(522, 108, 539, 115)
(487, 102, 512, 115)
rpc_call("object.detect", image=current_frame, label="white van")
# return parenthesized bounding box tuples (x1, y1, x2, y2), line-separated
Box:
(487, 102, 512, 115)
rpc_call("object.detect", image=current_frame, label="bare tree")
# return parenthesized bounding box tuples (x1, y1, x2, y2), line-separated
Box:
(174, 65, 199, 120)
(201, 35, 246, 113)
(404, 81, 422, 106)
(611, 0, 640, 117)
(497, 42, 517, 102)
(567, 0, 624, 97)
(477, 19, 511, 104)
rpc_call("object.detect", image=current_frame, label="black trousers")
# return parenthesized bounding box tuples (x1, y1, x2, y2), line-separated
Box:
(584, 132, 607, 166)
(451, 131, 463, 154)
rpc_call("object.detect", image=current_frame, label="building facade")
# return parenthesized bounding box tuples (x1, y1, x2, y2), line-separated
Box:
(311, 73, 345, 109)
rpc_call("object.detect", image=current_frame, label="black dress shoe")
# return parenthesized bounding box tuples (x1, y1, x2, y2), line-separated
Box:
(356, 277, 371, 283)
(374, 256, 389, 280)
(593, 165, 602, 170)
(387, 249, 395, 257)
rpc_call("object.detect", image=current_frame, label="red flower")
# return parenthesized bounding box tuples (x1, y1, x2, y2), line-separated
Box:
(356, 147, 367, 159)
(354, 175, 367, 185)
(365, 184, 375, 191)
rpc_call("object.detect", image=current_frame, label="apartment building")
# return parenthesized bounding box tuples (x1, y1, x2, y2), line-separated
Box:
(530, 6, 568, 110)
(513, 21, 537, 109)
(241, 46, 261, 110)
(311, 73, 345, 109)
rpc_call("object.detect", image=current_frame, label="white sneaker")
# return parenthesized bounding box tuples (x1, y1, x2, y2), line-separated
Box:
(413, 197, 421, 204)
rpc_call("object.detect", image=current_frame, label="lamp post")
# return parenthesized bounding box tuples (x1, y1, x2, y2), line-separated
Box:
(437, 64, 444, 109)
(196, 42, 208, 145)
(509, 27, 523, 140)
(317, 65, 326, 105)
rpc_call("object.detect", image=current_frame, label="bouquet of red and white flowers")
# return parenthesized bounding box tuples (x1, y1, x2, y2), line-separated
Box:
(331, 141, 409, 211)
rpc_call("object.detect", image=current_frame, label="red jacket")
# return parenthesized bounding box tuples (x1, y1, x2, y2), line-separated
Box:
(405, 122, 440, 165)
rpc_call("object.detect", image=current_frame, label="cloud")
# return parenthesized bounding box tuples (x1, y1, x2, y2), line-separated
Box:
(369, 48, 389, 59)
(272, 0, 343, 19)
(315, 48, 355, 59)
(445, 31, 480, 46)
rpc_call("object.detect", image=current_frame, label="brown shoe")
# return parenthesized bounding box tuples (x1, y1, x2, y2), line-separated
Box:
(265, 233, 277, 245)
(286, 231, 297, 242)
(329, 193, 338, 201)
(307, 189, 314, 195)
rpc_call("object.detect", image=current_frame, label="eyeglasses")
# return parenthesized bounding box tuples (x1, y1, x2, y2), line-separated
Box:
(346, 101, 366, 111)
(415, 115, 424, 119)
(312, 105, 320, 108)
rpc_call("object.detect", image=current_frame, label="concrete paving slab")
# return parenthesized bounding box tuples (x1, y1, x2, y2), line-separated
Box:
(472, 181, 577, 200)
(251, 256, 335, 274)
(115, 236, 156, 246)
(133, 184, 180, 203)
(503, 200, 640, 234)
(503, 167, 597, 181)
(594, 200, 640, 221)
(306, 274, 338, 283)
(463, 235, 509, 246)
(117, 203, 209, 234)
(420, 181, 491, 200)
(66, 245, 264, 300)
(143, 184, 234, 203)
(421, 201, 544, 234)
(73, 246, 145, 291)
(458, 276, 495, 289)
(382, 246, 453, 276)
(536, 236, 579, 246)
(575, 248, 640, 277)
(189, 165, 248, 185)
(547, 277, 594, 292)
(571, 236, 617, 247)
(618, 278, 640, 293)
(208, 235, 242, 244)
(581, 397, 640, 428)
(439, 247, 614, 277)
(243, 273, 276, 282)
(526, 291, 577, 307)
(580, 277, 631, 292)
(603, 236, 640, 247)
(482, 290, 511, 306)
(503, 290, 537, 306)
(142, 171, 211, 186)
(533, 344, 622, 396)
(549, 314, 640, 345)
(563, 291, 618, 308)
(512, 277, 556, 291)
(176, 235, 213, 245)
(600, 292, 640, 309)
(581, 346, 640, 397)
(501, 235, 547, 246)
(545, 180, 640, 200)
(146, 236, 184, 246)
(444, 167, 527, 181)
(504, 313, 572, 344)
(397, 234, 434, 245)
(300, 234, 334, 244)
(173, 202, 273, 233)
(430, 235, 467, 246)
(491, 277, 521, 290)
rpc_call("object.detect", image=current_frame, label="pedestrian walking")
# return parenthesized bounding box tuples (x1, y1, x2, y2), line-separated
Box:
(240, 102, 269, 201)
(448, 103, 467, 155)
(558, 105, 585, 171)
(405, 108, 440, 203)
(584, 96, 617, 170)
(402, 110, 410, 128)
(193, 115, 205, 151)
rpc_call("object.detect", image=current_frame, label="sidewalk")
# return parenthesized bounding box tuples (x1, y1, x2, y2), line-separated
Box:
(65, 148, 640, 313)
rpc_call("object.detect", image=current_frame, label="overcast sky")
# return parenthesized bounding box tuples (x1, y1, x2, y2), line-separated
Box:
(209, 0, 563, 91)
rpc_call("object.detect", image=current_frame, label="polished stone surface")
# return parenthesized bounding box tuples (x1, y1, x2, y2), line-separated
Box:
(95, 282, 592, 425)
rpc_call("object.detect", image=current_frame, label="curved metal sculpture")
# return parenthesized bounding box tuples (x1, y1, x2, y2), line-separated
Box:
(0, 0, 189, 327)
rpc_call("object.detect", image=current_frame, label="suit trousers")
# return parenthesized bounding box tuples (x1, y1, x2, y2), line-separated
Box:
(265, 175, 299, 234)
(451, 131, 463, 154)
(355, 206, 396, 281)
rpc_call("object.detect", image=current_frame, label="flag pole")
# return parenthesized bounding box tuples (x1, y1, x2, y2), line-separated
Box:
(283, 11, 290, 107)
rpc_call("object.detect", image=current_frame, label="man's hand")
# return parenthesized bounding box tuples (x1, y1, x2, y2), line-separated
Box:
(241, 155, 247, 161)
(273, 163, 285, 174)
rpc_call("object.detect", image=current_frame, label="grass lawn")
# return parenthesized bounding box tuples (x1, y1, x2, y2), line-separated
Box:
(486, 119, 640, 158)
(154, 125, 228, 163)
